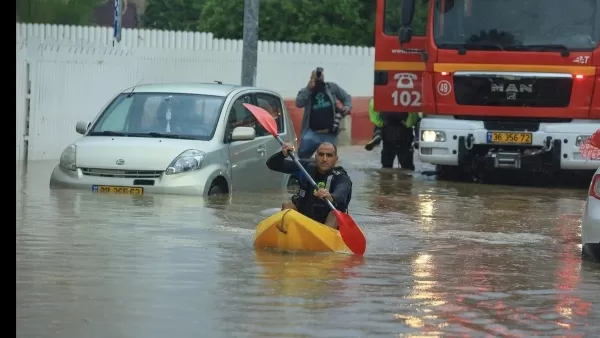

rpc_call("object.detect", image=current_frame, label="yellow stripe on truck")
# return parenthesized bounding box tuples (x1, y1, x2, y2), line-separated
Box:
(434, 63, 595, 75)
(374, 61, 595, 75)
(374, 62, 426, 71)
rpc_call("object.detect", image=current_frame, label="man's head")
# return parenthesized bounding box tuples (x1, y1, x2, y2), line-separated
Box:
(314, 142, 338, 173)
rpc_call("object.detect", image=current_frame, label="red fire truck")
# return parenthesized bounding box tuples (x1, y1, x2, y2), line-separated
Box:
(374, 0, 600, 177)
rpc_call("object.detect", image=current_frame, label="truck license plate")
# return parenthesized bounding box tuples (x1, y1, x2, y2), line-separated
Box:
(487, 132, 532, 145)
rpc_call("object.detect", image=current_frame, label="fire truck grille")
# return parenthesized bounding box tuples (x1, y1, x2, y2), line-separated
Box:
(453, 73, 572, 108)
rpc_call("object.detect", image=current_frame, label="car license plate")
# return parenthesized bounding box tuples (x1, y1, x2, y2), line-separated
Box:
(487, 131, 532, 145)
(92, 185, 144, 195)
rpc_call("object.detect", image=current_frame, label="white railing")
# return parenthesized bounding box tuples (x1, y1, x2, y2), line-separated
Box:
(16, 23, 375, 161)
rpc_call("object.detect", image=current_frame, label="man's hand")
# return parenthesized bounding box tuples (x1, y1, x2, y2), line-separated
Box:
(313, 188, 333, 202)
(307, 71, 316, 90)
(281, 142, 295, 157)
(341, 106, 351, 116)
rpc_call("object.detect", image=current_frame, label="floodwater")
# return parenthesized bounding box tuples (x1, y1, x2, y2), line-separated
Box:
(16, 146, 599, 338)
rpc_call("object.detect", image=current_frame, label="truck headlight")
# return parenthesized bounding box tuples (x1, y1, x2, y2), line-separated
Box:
(576, 135, 591, 146)
(421, 130, 446, 142)
(59, 144, 77, 171)
(166, 149, 206, 175)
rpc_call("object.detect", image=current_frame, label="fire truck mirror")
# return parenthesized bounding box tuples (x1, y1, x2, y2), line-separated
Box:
(398, 27, 412, 44)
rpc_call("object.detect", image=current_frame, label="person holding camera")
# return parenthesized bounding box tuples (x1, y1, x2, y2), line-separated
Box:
(295, 68, 352, 159)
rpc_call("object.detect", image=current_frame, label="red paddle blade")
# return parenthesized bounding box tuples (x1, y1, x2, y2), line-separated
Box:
(243, 103, 278, 137)
(333, 210, 366, 256)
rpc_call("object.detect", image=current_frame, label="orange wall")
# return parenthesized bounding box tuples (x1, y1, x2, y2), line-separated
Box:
(284, 97, 373, 145)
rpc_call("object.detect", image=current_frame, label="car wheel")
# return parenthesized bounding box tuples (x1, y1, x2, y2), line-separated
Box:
(208, 185, 223, 196)
(207, 177, 229, 197)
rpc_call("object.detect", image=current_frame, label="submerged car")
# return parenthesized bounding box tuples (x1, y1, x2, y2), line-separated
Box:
(582, 166, 600, 262)
(50, 83, 298, 196)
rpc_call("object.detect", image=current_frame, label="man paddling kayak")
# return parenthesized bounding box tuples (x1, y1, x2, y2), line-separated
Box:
(266, 142, 353, 229)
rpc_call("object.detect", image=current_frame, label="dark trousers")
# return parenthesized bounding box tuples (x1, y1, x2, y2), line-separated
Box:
(381, 124, 415, 169)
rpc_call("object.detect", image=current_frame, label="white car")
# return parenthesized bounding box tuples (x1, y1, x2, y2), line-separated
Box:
(582, 166, 600, 262)
(49, 83, 298, 197)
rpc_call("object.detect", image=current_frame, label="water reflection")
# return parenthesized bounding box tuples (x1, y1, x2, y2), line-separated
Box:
(395, 253, 446, 335)
(368, 169, 416, 214)
(386, 243, 598, 337)
(254, 250, 365, 300)
(16, 152, 600, 338)
(554, 215, 593, 328)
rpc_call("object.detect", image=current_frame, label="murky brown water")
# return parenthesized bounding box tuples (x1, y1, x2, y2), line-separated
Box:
(17, 146, 600, 338)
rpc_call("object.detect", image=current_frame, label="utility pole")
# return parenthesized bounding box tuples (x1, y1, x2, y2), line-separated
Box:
(241, 0, 259, 86)
(113, 0, 123, 45)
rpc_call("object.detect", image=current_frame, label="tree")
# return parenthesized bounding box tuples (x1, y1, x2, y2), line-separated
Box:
(143, 0, 206, 31)
(142, 0, 428, 47)
(16, 0, 106, 25)
(413, 0, 429, 36)
(197, 0, 375, 46)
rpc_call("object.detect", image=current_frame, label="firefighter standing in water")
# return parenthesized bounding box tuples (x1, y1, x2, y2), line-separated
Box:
(365, 98, 420, 170)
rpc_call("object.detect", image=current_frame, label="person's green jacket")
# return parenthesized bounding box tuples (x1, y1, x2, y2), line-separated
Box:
(368, 99, 419, 128)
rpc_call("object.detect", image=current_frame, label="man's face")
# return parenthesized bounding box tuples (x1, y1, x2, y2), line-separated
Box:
(315, 144, 337, 172)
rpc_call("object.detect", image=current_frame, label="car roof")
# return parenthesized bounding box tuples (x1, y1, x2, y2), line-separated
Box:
(122, 82, 277, 98)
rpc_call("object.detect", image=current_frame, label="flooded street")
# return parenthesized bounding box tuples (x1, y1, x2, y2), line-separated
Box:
(17, 146, 599, 337)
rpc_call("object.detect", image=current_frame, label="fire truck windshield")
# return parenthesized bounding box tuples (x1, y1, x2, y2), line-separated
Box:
(433, 0, 599, 51)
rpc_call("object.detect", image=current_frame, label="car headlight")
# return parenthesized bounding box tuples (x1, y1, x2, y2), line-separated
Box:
(59, 144, 77, 171)
(166, 149, 206, 175)
(576, 135, 591, 146)
(421, 130, 446, 142)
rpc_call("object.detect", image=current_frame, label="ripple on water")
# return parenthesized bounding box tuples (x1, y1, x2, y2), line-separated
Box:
(435, 230, 553, 245)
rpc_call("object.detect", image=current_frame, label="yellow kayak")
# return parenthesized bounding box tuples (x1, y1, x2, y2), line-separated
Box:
(254, 209, 349, 253)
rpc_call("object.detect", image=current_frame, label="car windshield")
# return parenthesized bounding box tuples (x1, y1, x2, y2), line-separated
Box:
(88, 92, 225, 140)
(434, 0, 599, 51)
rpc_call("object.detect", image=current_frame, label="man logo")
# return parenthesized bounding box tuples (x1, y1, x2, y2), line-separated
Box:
(116, 159, 125, 165)
(491, 83, 533, 101)
(314, 181, 326, 194)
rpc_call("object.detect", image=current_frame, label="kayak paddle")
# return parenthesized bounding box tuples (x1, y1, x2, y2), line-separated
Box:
(243, 103, 367, 256)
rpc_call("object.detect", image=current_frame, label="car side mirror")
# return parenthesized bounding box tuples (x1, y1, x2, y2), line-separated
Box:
(75, 120, 91, 135)
(231, 126, 256, 141)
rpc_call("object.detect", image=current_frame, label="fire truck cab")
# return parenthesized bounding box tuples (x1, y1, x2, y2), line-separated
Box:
(375, 0, 600, 177)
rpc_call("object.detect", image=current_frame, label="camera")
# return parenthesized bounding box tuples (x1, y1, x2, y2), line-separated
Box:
(316, 67, 323, 79)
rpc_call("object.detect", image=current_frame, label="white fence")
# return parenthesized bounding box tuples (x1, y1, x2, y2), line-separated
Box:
(16, 23, 375, 162)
